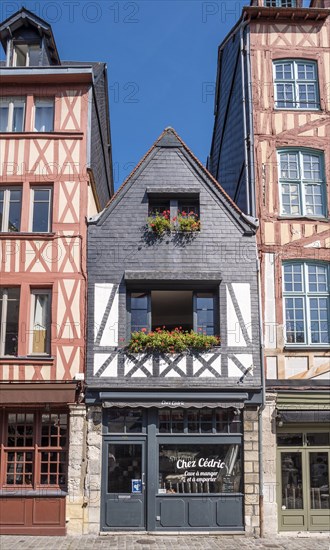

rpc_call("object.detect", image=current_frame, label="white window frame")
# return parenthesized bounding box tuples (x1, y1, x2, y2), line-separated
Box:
(0, 97, 25, 132)
(283, 262, 330, 347)
(34, 98, 54, 133)
(278, 149, 326, 218)
(0, 186, 22, 232)
(29, 289, 52, 356)
(264, 0, 296, 6)
(13, 44, 41, 67)
(0, 287, 20, 357)
(30, 187, 52, 233)
(273, 60, 320, 110)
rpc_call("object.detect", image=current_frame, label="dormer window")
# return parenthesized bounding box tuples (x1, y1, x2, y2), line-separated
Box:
(13, 43, 41, 67)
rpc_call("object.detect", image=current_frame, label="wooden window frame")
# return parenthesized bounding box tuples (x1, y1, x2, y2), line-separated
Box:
(0, 287, 20, 357)
(29, 186, 53, 233)
(0, 186, 22, 232)
(29, 289, 52, 356)
(0, 410, 69, 491)
(0, 97, 26, 132)
(273, 60, 320, 111)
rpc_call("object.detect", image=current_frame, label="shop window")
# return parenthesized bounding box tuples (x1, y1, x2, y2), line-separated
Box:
(0, 97, 25, 132)
(30, 289, 51, 355)
(1, 410, 68, 489)
(281, 452, 303, 509)
(30, 187, 52, 232)
(283, 262, 329, 345)
(0, 187, 22, 232)
(13, 44, 41, 66)
(34, 98, 54, 132)
(130, 290, 217, 334)
(108, 443, 142, 494)
(158, 443, 242, 494)
(273, 60, 319, 110)
(0, 287, 20, 356)
(278, 149, 326, 218)
(158, 408, 242, 434)
(106, 408, 144, 433)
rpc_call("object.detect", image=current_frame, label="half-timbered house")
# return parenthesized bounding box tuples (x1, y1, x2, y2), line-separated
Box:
(208, 0, 330, 535)
(86, 127, 263, 535)
(0, 8, 113, 535)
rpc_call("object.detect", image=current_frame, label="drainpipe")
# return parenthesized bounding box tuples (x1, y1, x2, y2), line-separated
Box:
(239, 19, 252, 216)
(257, 253, 266, 538)
(245, 26, 256, 219)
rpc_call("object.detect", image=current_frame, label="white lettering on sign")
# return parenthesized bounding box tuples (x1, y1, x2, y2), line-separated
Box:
(161, 400, 184, 406)
(176, 457, 227, 470)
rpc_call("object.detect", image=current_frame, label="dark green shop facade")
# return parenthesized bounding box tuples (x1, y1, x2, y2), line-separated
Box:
(87, 390, 262, 533)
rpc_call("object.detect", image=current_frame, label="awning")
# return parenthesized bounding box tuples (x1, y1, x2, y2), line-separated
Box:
(102, 401, 244, 409)
(100, 391, 248, 409)
(277, 410, 330, 424)
(0, 383, 77, 404)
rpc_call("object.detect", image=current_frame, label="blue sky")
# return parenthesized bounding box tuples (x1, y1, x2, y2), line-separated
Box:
(1, 0, 310, 190)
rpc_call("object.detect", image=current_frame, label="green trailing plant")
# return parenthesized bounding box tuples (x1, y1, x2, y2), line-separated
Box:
(146, 210, 201, 235)
(175, 211, 201, 232)
(128, 327, 220, 353)
(146, 210, 171, 235)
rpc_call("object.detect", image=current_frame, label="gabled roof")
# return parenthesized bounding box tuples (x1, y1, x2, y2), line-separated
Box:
(90, 127, 258, 234)
(0, 7, 60, 64)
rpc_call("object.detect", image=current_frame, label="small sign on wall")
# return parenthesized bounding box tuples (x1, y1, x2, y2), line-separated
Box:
(131, 479, 142, 493)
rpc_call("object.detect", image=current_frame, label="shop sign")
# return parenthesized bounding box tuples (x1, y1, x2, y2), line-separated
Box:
(131, 479, 142, 493)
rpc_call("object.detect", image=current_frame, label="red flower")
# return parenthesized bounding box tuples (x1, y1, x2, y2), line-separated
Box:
(181, 211, 186, 217)
(141, 328, 147, 332)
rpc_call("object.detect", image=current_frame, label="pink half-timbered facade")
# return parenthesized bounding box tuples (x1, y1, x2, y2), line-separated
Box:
(0, 8, 112, 535)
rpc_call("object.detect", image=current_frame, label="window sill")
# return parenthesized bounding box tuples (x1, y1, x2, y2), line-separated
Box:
(0, 232, 55, 239)
(273, 108, 322, 112)
(277, 216, 328, 222)
(0, 356, 54, 363)
(283, 345, 330, 351)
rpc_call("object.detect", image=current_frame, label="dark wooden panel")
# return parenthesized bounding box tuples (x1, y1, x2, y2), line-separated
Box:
(0, 497, 66, 535)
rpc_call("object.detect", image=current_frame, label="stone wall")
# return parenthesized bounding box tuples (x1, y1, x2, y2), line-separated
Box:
(66, 404, 87, 535)
(85, 406, 102, 534)
(262, 393, 278, 536)
(243, 408, 260, 537)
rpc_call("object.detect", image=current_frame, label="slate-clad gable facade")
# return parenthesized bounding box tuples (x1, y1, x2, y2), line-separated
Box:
(86, 128, 263, 535)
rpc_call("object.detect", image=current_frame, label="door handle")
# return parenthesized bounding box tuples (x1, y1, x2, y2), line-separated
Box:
(142, 472, 145, 491)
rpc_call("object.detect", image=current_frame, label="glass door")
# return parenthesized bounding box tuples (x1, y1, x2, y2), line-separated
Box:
(308, 449, 330, 530)
(277, 430, 330, 532)
(101, 439, 146, 530)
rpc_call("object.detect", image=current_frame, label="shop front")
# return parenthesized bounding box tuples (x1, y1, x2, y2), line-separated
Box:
(87, 391, 261, 533)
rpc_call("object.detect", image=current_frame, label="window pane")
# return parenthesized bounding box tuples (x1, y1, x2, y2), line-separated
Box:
(159, 444, 242, 494)
(32, 189, 51, 232)
(309, 452, 329, 510)
(107, 443, 142, 493)
(285, 297, 305, 343)
(283, 264, 303, 292)
(309, 297, 329, 344)
(304, 184, 324, 217)
(308, 265, 328, 293)
(12, 105, 24, 132)
(277, 433, 303, 446)
(34, 100, 54, 132)
(281, 183, 300, 215)
(281, 452, 303, 509)
(32, 292, 50, 354)
(107, 408, 143, 433)
(196, 293, 215, 335)
(303, 154, 321, 181)
(0, 288, 20, 355)
(8, 189, 22, 232)
(14, 45, 27, 66)
(131, 292, 148, 332)
(0, 105, 9, 131)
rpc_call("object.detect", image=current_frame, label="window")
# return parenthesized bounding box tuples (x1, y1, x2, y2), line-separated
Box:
(158, 443, 242, 494)
(0, 288, 20, 356)
(2, 411, 68, 489)
(283, 263, 329, 345)
(31, 187, 52, 232)
(30, 289, 51, 355)
(0, 97, 25, 132)
(0, 187, 22, 232)
(34, 98, 54, 132)
(148, 196, 200, 224)
(13, 44, 41, 67)
(130, 290, 216, 334)
(278, 150, 326, 217)
(106, 408, 144, 433)
(158, 408, 242, 434)
(273, 60, 319, 110)
(264, 0, 296, 6)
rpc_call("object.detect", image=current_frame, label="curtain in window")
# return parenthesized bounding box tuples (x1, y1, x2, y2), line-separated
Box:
(32, 294, 49, 353)
(34, 102, 54, 132)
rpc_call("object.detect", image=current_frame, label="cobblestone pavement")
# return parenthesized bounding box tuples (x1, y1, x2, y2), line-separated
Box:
(0, 534, 329, 550)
